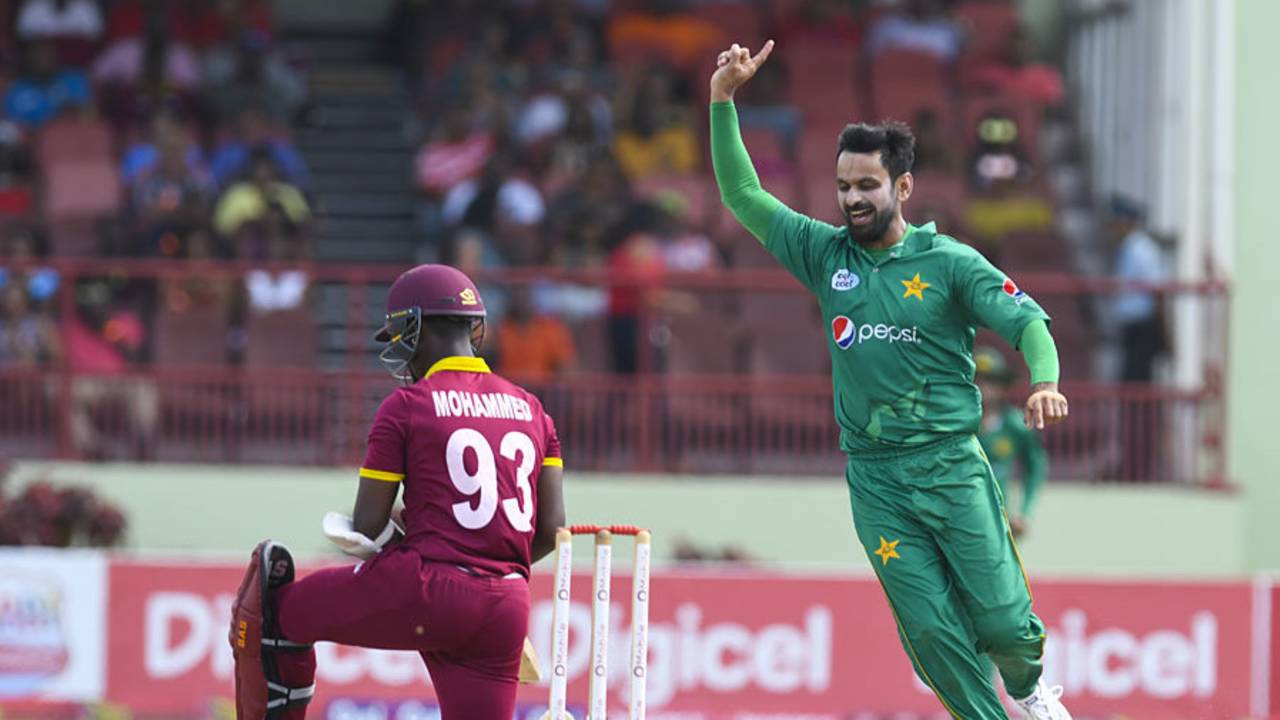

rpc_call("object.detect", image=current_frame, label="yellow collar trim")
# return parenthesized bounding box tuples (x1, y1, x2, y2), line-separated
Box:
(423, 356, 491, 380)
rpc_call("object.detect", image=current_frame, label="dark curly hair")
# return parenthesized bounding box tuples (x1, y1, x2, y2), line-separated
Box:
(836, 122, 917, 180)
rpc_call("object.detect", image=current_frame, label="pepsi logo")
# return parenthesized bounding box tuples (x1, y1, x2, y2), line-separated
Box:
(1003, 278, 1029, 304)
(832, 315, 855, 349)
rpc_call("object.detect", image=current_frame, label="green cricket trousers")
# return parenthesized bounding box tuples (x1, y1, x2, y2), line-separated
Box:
(846, 433, 1046, 719)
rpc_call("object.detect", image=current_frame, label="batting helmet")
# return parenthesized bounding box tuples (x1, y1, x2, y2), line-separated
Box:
(375, 264, 487, 383)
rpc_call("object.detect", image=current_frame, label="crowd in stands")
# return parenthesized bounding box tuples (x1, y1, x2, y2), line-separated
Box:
(2, 1, 1177, 464)
(390, 0, 1069, 381)
(0, 0, 1074, 382)
(0, 0, 311, 458)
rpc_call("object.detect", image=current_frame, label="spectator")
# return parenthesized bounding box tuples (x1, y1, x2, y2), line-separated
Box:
(962, 112, 1052, 259)
(17, 0, 103, 40)
(120, 111, 205, 188)
(207, 108, 309, 189)
(963, 25, 1065, 106)
(213, 150, 310, 239)
(92, 7, 203, 129)
(161, 227, 235, 314)
(442, 155, 546, 262)
(535, 207, 611, 322)
(542, 88, 607, 196)
(967, 111, 1033, 190)
(541, 16, 611, 92)
(0, 122, 36, 219)
(204, 30, 306, 124)
(130, 118, 214, 253)
(605, 216, 666, 374)
(415, 104, 494, 199)
(494, 285, 575, 383)
(188, 0, 275, 50)
(1108, 195, 1168, 382)
(4, 39, 92, 129)
(654, 191, 719, 272)
(776, 0, 864, 44)
(911, 108, 960, 174)
(65, 287, 159, 459)
(448, 227, 509, 327)
(612, 64, 699, 180)
(867, 0, 963, 62)
(0, 282, 60, 367)
(16, 0, 103, 65)
(545, 151, 634, 262)
(606, 1, 724, 71)
(243, 205, 310, 312)
(0, 224, 59, 308)
(105, 0, 272, 49)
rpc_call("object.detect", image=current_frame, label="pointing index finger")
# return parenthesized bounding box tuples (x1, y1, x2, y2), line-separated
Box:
(752, 39, 775, 67)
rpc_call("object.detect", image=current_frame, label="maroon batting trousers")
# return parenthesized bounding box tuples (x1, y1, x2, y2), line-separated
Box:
(275, 545, 529, 719)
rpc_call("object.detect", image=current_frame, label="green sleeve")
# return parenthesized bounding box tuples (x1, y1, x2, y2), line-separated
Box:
(1017, 423, 1048, 518)
(711, 101, 840, 292)
(709, 101, 782, 242)
(953, 247, 1052, 349)
(1017, 319, 1060, 385)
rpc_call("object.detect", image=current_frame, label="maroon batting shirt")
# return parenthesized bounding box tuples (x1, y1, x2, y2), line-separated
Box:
(359, 356, 562, 578)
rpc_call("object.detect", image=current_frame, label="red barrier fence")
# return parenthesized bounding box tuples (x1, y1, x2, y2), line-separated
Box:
(0, 370, 1226, 484)
(0, 259, 1229, 484)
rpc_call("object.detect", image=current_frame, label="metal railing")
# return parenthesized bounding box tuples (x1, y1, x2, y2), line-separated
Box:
(0, 259, 1230, 485)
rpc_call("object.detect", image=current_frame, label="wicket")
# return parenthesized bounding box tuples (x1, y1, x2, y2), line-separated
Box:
(543, 524, 652, 720)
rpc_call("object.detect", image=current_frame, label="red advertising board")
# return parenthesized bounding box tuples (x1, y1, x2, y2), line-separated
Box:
(98, 558, 1271, 719)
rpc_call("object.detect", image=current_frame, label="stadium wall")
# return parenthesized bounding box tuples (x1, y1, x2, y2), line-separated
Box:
(9, 461, 1246, 577)
(1232, 0, 1280, 574)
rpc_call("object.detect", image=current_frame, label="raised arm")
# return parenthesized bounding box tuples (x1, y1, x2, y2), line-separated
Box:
(709, 41, 783, 243)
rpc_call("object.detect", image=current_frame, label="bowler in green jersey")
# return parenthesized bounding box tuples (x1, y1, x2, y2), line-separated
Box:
(709, 41, 1072, 720)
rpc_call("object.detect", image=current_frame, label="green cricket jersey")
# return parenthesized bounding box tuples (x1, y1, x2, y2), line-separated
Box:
(977, 405, 1048, 518)
(708, 100, 1055, 454)
(765, 209, 1051, 452)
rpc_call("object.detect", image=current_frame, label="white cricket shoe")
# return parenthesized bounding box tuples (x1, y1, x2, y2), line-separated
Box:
(1014, 680, 1073, 719)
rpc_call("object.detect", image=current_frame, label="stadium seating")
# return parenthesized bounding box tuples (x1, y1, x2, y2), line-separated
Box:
(153, 302, 232, 366)
(245, 307, 319, 367)
(870, 49, 948, 123)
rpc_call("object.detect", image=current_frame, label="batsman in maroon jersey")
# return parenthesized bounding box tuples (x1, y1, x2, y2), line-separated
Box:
(229, 264, 566, 720)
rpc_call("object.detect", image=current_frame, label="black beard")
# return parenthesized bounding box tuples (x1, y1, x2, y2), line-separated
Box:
(845, 201, 897, 245)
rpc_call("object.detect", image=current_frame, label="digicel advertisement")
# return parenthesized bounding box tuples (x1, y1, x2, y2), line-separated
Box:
(80, 557, 1269, 719)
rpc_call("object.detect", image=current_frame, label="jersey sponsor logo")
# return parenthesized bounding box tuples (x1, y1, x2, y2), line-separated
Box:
(1003, 278, 1029, 305)
(831, 316, 856, 349)
(830, 268, 860, 291)
(831, 315, 921, 349)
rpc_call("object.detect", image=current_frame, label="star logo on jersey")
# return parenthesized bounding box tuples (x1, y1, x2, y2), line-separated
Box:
(901, 273, 931, 301)
(831, 315, 856, 349)
(459, 288, 478, 306)
(874, 536, 901, 566)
